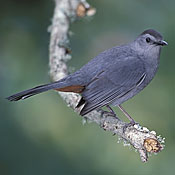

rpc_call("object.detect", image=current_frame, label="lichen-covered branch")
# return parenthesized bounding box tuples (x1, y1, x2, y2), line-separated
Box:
(48, 0, 164, 162)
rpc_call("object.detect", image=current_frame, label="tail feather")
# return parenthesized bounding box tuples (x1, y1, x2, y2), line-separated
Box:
(6, 75, 85, 102)
(6, 73, 86, 102)
(6, 82, 60, 101)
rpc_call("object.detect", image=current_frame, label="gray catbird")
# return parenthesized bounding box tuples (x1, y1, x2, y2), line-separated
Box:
(7, 29, 167, 123)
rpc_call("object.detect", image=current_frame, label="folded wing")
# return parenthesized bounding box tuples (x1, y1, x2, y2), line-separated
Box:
(79, 58, 146, 116)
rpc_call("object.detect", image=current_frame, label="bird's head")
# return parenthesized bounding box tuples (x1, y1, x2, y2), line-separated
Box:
(133, 29, 168, 57)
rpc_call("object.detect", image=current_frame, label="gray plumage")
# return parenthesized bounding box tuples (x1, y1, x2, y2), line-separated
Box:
(7, 29, 167, 117)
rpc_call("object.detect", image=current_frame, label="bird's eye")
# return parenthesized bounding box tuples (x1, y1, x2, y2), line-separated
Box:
(146, 37, 151, 43)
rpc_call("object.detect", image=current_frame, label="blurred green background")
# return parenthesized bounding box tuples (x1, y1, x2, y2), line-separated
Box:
(0, 0, 175, 174)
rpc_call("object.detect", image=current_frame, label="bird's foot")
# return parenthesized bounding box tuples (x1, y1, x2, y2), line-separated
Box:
(101, 110, 116, 117)
(123, 120, 138, 133)
(97, 109, 119, 119)
(105, 105, 119, 119)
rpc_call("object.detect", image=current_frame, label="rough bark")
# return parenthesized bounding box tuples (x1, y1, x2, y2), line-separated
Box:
(48, 0, 164, 162)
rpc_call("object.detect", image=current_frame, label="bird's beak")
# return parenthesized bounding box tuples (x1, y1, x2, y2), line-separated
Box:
(154, 40, 168, 46)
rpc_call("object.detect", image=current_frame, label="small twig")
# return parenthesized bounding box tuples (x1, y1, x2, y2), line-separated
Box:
(48, 0, 165, 162)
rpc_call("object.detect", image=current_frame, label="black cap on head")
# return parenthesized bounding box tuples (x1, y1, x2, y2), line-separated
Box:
(141, 29, 163, 40)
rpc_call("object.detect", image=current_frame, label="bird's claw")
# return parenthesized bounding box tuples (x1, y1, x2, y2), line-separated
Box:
(101, 110, 116, 118)
(98, 109, 118, 119)
(123, 120, 137, 133)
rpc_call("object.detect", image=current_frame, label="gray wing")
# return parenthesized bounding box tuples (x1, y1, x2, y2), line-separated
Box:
(80, 58, 146, 116)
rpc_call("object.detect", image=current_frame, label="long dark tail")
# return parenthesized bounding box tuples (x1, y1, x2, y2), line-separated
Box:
(6, 82, 61, 101)
(6, 74, 85, 102)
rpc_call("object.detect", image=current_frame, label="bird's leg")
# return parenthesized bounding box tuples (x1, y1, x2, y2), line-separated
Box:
(118, 104, 137, 132)
(106, 105, 116, 117)
(99, 105, 119, 119)
(118, 104, 135, 123)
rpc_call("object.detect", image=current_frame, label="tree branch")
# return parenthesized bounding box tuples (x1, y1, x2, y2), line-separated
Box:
(48, 0, 165, 162)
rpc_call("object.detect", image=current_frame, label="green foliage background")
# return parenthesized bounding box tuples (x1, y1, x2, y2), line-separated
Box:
(0, 0, 174, 174)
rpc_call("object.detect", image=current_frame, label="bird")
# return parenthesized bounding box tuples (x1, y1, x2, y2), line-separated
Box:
(6, 29, 167, 124)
